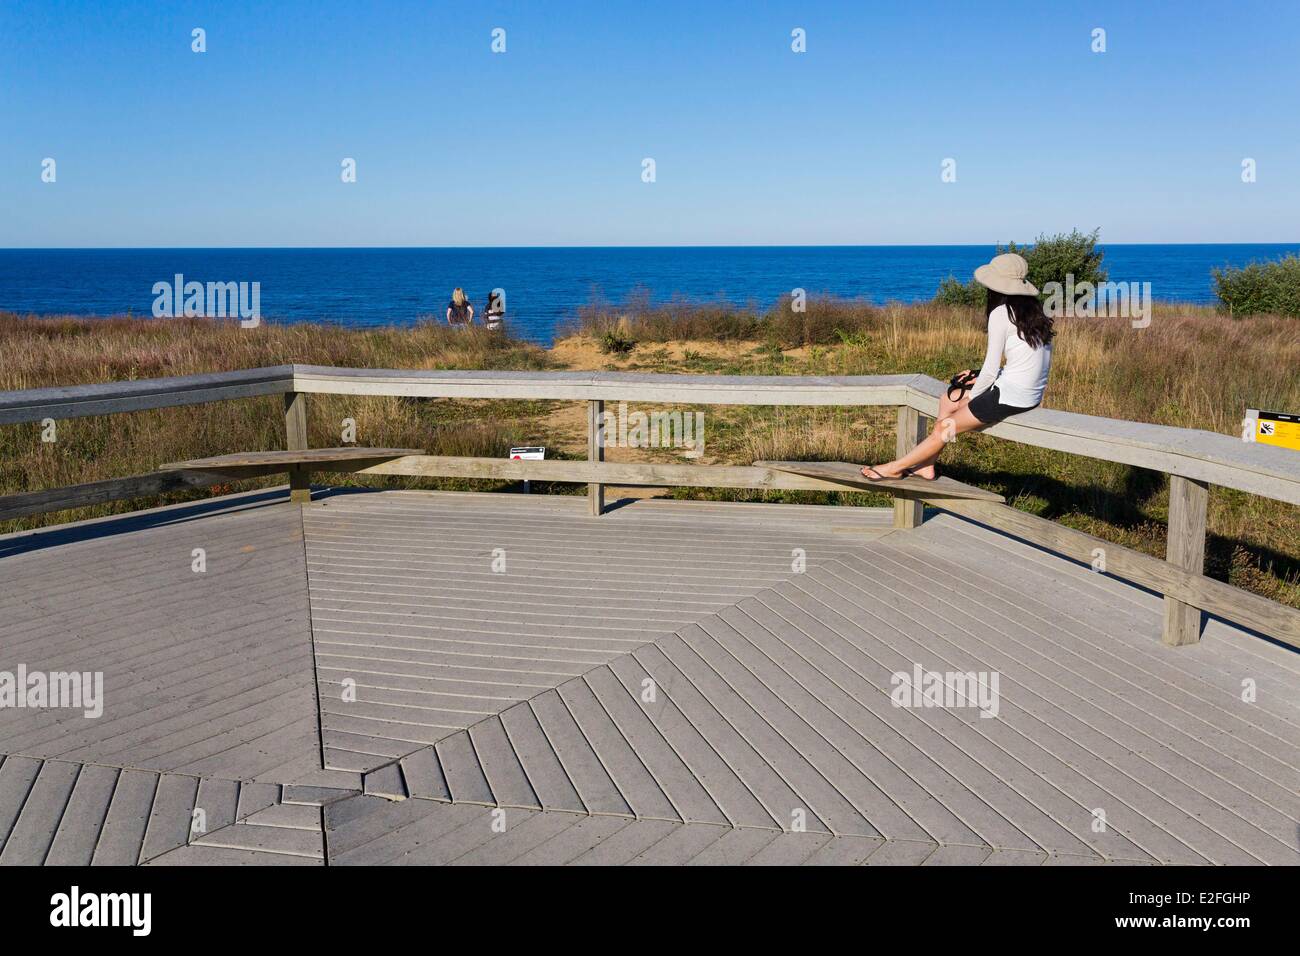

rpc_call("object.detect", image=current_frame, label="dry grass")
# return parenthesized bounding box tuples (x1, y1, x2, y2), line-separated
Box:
(571, 298, 1300, 606)
(0, 313, 557, 526)
(2, 303, 1297, 608)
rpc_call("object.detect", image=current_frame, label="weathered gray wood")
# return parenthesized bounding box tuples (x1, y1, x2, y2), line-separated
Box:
(894, 405, 929, 528)
(0, 756, 44, 852)
(91, 769, 158, 865)
(936, 498, 1300, 649)
(162, 447, 423, 470)
(468, 718, 541, 810)
(6, 365, 1298, 509)
(0, 467, 279, 521)
(559, 677, 677, 820)
(44, 764, 121, 865)
(528, 690, 632, 816)
(0, 366, 294, 425)
(435, 733, 496, 805)
(139, 773, 200, 862)
(192, 777, 240, 839)
(1163, 475, 1209, 647)
(235, 782, 281, 820)
(0, 759, 81, 865)
(363, 762, 408, 801)
(757, 460, 1004, 501)
(588, 399, 605, 516)
(194, 820, 323, 859)
(497, 705, 587, 813)
(284, 391, 311, 504)
(583, 665, 730, 825)
(291, 365, 918, 407)
(349, 455, 883, 492)
(6, 488, 1299, 866)
(399, 747, 452, 802)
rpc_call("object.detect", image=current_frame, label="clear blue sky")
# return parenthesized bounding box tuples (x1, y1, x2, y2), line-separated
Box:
(2, 0, 1297, 246)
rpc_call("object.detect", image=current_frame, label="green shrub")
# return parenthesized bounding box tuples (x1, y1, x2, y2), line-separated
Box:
(1213, 254, 1300, 317)
(933, 275, 984, 306)
(1003, 228, 1108, 294)
(932, 229, 1108, 304)
(599, 328, 637, 354)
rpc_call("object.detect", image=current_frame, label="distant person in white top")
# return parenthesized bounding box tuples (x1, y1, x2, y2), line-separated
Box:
(484, 289, 505, 330)
(862, 252, 1053, 482)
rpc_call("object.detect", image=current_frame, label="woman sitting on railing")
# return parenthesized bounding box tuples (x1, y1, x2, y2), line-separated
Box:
(862, 252, 1053, 481)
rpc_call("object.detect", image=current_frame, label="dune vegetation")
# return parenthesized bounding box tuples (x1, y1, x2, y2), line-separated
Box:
(1, 299, 1297, 608)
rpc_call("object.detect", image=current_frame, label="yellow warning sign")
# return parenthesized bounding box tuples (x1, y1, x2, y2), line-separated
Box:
(1251, 409, 1300, 451)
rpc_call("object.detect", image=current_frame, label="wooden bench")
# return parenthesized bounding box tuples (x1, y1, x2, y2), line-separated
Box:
(755, 460, 1005, 502)
(160, 448, 424, 503)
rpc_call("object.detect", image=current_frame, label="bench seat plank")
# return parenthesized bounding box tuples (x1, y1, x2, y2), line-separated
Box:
(161, 447, 424, 470)
(754, 460, 1005, 502)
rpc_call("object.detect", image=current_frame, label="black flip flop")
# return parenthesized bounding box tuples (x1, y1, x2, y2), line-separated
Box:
(901, 465, 940, 481)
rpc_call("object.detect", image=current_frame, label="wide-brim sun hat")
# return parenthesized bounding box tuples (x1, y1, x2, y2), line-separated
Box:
(974, 252, 1038, 296)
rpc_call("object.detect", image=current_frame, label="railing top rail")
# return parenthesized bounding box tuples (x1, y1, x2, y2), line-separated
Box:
(290, 364, 927, 388)
(1, 364, 1297, 504)
(0, 366, 295, 425)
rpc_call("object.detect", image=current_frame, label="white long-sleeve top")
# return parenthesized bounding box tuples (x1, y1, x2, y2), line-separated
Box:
(969, 304, 1051, 409)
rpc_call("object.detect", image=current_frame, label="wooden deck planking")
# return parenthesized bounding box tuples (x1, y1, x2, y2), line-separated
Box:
(729, 594, 1107, 856)
(920, 517, 1300, 724)
(870, 542, 1300, 817)
(0, 502, 322, 786)
(895, 527, 1300, 784)
(303, 491, 877, 771)
(2, 487, 1295, 865)
(773, 573, 1206, 862)
(800, 553, 1297, 863)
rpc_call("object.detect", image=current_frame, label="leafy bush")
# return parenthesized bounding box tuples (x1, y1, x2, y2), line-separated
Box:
(933, 275, 984, 306)
(1213, 254, 1300, 317)
(935, 228, 1109, 303)
(1003, 228, 1107, 294)
(599, 328, 637, 354)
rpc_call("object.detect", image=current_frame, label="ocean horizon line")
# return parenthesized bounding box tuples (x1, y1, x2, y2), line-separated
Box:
(4, 241, 1299, 252)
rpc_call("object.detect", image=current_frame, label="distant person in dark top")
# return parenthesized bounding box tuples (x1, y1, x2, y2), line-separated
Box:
(484, 289, 505, 331)
(446, 288, 474, 327)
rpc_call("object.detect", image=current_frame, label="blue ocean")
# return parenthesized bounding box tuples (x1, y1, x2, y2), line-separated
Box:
(0, 245, 1295, 344)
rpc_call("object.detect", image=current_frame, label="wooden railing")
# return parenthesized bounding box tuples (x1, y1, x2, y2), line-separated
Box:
(2, 365, 1298, 649)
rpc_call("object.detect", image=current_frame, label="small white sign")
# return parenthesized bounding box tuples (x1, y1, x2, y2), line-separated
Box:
(510, 446, 545, 460)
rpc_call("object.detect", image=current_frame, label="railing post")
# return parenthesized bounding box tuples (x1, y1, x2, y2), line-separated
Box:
(893, 405, 927, 529)
(1162, 474, 1208, 646)
(587, 399, 605, 516)
(284, 391, 311, 504)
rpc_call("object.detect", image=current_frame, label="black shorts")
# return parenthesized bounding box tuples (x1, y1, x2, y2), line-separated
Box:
(967, 386, 1037, 425)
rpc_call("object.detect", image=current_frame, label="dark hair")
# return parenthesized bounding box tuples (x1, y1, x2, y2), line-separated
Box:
(986, 289, 1054, 349)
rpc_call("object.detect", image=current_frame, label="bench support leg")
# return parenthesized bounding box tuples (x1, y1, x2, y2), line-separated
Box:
(284, 391, 311, 504)
(1162, 475, 1208, 646)
(588, 399, 605, 516)
(893, 405, 927, 529)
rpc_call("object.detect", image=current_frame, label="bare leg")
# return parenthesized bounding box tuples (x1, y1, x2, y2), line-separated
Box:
(863, 401, 985, 478)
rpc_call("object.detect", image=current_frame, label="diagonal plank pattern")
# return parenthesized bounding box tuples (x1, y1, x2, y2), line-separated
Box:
(356, 511, 1300, 865)
(0, 752, 329, 866)
(302, 491, 890, 773)
(3, 489, 1297, 865)
(0, 501, 323, 784)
